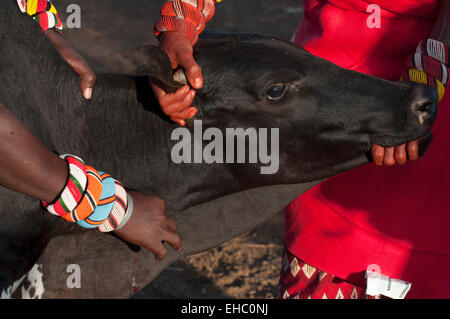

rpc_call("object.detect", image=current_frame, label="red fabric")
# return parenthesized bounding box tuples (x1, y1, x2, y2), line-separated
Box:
(286, 0, 449, 298)
(278, 248, 377, 299)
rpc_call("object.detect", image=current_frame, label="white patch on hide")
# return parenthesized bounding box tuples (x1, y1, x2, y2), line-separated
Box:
(1, 274, 26, 299)
(20, 264, 45, 299)
(1, 264, 45, 299)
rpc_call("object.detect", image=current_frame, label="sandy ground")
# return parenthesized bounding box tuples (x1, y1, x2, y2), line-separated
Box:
(56, 0, 303, 299)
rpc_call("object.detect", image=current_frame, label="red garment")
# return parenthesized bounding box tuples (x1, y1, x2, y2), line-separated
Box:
(278, 248, 377, 299)
(286, 0, 449, 298)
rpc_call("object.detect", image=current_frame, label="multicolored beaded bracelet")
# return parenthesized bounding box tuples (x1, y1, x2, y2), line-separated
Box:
(99, 181, 130, 232)
(77, 171, 116, 229)
(42, 155, 132, 233)
(42, 155, 87, 217)
(402, 39, 449, 102)
(17, 0, 63, 33)
(61, 165, 103, 223)
(154, 0, 221, 45)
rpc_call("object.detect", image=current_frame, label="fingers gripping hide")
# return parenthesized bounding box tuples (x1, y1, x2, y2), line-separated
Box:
(372, 145, 385, 166)
(394, 144, 407, 165)
(407, 140, 420, 161)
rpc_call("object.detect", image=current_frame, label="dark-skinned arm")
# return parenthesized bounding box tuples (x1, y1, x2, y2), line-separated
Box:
(0, 103, 181, 259)
(0, 103, 67, 203)
(45, 30, 96, 100)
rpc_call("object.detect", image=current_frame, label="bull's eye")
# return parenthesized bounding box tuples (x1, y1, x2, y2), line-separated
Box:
(266, 83, 286, 101)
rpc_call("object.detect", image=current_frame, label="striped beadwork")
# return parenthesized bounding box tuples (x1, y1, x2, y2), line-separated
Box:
(77, 171, 116, 229)
(403, 38, 448, 102)
(42, 155, 87, 217)
(41, 155, 132, 232)
(154, 0, 220, 44)
(408, 53, 448, 85)
(98, 181, 128, 232)
(402, 69, 445, 102)
(61, 165, 103, 223)
(17, 0, 63, 32)
(416, 39, 449, 65)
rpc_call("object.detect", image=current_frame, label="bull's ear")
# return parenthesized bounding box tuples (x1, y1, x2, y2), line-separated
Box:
(136, 45, 182, 94)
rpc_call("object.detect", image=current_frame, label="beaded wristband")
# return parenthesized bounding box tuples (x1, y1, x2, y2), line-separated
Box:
(77, 171, 116, 229)
(407, 53, 448, 85)
(98, 181, 130, 232)
(42, 154, 133, 233)
(416, 39, 449, 65)
(17, 0, 63, 32)
(402, 38, 448, 102)
(61, 165, 103, 223)
(402, 69, 445, 102)
(42, 155, 87, 217)
(116, 193, 134, 230)
(154, 0, 220, 45)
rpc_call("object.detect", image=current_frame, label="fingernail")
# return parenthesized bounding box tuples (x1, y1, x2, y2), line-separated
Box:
(190, 108, 197, 117)
(84, 88, 92, 100)
(193, 78, 202, 88)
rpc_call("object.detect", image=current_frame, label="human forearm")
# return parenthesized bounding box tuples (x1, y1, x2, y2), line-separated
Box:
(0, 104, 67, 203)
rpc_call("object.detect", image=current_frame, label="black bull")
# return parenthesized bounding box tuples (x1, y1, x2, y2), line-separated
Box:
(0, 1, 437, 298)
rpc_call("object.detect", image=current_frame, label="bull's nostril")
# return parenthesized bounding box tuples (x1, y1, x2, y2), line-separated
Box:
(416, 102, 436, 114)
(414, 101, 437, 125)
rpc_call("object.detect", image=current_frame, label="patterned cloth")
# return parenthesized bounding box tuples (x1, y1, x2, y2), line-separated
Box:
(17, 0, 63, 32)
(278, 248, 379, 299)
(154, 0, 221, 44)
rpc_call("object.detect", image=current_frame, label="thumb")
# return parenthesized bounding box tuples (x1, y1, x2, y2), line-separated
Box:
(65, 51, 96, 100)
(80, 70, 96, 100)
(176, 50, 203, 89)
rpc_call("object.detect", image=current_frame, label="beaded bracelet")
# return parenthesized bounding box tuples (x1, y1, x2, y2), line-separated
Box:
(42, 155, 132, 233)
(77, 171, 116, 229)
(402, 39, 448, 102)
(403, 69, 445, 102)
(98, 180, 129, 232)
(408, 53, 448, 85)
(42, 155, 87, 217)
(154, 0, 220, 45)
(61, 165, 103, 223)
(17, 0, 63, 32)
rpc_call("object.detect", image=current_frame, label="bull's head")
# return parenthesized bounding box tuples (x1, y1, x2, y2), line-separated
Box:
(142, 33, 437, 185)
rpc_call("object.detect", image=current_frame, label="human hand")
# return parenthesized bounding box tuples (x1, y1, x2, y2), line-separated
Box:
(372, 37, 449, 167)
(113, 191, 181, 260)
(151, 31, 203, 126)
(371, 142, 419, 166)
(45, 30, 96, 100)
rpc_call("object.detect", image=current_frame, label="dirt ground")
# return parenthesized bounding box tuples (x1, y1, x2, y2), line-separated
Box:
(56, 0, 304, 299)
